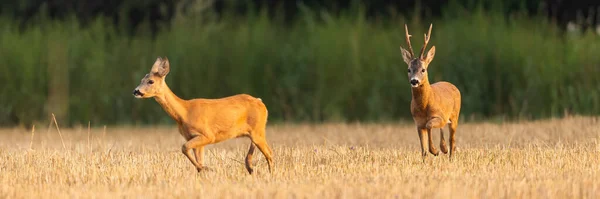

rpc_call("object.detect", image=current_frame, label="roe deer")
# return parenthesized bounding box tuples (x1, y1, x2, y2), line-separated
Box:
(400, 24, 461, 161)
(133, 57, 273, 174)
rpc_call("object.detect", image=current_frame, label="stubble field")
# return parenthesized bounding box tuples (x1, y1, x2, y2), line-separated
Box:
(0, 116, 599, 198)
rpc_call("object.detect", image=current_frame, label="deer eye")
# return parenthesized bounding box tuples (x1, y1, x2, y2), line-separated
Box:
(148, 80, 154, 84)
(421, 69, 426, 73)
(407, 69, 411, 73)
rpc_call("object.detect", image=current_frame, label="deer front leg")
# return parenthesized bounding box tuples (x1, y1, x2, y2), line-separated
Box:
(194, 147, 207, 171)
(425, 117, 445, 156)
(439, 128, 448, 154)
(427, 128, 439, 156)
(182, 135, 213, 172)
(417, 128, 428, 162)
(425, 117, 445, 129)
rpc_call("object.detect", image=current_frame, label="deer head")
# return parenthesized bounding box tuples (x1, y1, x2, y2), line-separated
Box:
(400, 24, 436, 88)
(133, 57, 171, 98)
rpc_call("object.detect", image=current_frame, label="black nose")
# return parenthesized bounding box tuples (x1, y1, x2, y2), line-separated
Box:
(133, 89, 143, 96)
(410, 79, 419, 85)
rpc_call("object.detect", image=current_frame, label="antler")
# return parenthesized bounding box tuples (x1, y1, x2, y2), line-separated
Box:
(419, 24, 433, 59)
(404, 24, 415, 58)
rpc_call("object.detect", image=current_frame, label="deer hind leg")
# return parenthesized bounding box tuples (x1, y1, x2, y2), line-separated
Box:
(250, 131, 274, 173)
(439, 127, 449, 154)
(245, 143, 256, 174)
(427, 128, 439, 156)
(182, 135, 213, 172)
(418, 128, 428, 162)
(449, 121, 458, 161)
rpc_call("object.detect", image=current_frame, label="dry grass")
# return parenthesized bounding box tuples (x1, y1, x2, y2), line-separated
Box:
(0, 116, 599, 198)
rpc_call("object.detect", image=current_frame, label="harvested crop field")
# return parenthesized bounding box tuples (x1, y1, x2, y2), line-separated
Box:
(0, 116, 599, 198)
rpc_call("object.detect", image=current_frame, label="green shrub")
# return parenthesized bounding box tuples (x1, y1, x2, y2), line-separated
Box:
(0, 4, 598, 126)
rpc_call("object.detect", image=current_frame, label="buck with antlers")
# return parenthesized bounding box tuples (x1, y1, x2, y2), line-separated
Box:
(133, 57, 273, 174)
(400, 24, 461, 161)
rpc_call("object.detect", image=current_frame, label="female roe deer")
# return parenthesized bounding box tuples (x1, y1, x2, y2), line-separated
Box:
(133, 57, 273, 174)
(400, 24, 461, 161)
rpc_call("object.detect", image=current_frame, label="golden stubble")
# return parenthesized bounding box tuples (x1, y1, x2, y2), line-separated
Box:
(0, 116, 598, 198)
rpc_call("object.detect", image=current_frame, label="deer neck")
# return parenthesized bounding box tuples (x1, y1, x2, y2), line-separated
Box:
(411, 80, 432, 110)
(154, 84, 188, 123)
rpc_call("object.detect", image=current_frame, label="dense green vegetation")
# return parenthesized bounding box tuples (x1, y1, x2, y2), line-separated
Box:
(1, 4, 599, 126)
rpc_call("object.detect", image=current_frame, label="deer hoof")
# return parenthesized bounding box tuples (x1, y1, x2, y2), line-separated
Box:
(197, 166, 213, 173)
(429, 148, 439, 156)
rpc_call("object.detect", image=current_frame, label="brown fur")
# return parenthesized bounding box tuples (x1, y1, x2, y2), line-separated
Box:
(401, 24, 461, 161)
(133, 57, 273, 174)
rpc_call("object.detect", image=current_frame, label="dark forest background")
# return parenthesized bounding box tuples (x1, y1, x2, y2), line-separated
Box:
(3, 1, 600, 32)
(1, 0, 599, 127)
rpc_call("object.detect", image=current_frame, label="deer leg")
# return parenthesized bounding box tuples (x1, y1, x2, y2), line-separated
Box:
(182, 135, 213, 172)
(427, 128, 439, 156)
(418, 128, 428, 162)
(449, 122, 458, 161)
(245, 142, 256, 174)
(425, 117, 445, 129)
(250, 134, 274, 173)
(440, 128, 448, 154)
(194, 147, 205, 169)
(425, 117, 445, 156)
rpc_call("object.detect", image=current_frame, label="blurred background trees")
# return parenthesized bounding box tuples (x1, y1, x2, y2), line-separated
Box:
(1, 0, 599, 127)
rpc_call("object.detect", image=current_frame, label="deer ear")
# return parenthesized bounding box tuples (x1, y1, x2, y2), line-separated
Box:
(424, 46, 436, 66)
(400, 47, 413, 64)
(151, 56, 170, 77)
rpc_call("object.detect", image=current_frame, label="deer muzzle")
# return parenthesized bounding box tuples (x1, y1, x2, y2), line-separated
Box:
(410, 79, 420, 87)
(133, 89, 144, 98)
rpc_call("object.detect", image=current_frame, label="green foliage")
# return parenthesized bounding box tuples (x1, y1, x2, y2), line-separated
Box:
(1, 5, 599, 126)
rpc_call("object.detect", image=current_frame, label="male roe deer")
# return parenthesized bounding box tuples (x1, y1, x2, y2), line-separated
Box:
(133, 57, 273, 174)
(400, 24, 461, 161)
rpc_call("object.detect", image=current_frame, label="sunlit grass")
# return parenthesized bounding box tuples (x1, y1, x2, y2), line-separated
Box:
(0, 116, 598, 198)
